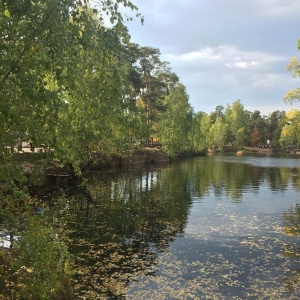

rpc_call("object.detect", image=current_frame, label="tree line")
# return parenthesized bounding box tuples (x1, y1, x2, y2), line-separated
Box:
(1, 0, 300, 168)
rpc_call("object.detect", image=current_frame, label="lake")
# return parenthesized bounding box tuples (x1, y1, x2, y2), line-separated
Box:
(56, 153, 300, 299)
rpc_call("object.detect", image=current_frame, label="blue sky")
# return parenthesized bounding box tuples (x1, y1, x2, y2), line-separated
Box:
(124, 0, 300, 115)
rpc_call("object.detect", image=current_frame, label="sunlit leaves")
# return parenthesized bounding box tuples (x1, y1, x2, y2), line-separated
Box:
(224, 100, 249, 148)
(284, 88, 300, 104)
(209, 116, 228, 150)
(0, 0, 143, 298)
(285, 47, 300, 104)
(280, 109, 300, 147)
(159, 84, 193, 155)
(92, 0, 143, 26)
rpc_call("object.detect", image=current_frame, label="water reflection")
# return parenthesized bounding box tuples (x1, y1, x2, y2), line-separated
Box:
(51, 154, 300, 298)
(281, 204, 300, 294)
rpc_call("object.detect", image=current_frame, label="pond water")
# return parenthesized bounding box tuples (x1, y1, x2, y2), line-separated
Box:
(55, 153, 300, 299)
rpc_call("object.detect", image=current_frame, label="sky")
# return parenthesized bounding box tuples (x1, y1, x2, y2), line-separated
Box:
(123, 0, 300, 116)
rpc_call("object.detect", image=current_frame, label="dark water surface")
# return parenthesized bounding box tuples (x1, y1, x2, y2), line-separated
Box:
(58, 153, 300, 299)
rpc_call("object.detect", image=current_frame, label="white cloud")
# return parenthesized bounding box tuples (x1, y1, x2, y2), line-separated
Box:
(126, 0, 300, 115)
(254, 0, 300, 17)
(164, 45, 284, 72)
(181, 47, 221, 62)
(226, 61, 258, 69)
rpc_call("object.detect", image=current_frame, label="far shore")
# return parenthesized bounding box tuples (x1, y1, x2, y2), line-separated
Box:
(244, 146, 300, 155)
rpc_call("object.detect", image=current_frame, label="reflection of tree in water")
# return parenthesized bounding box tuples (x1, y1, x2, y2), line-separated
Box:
(283, 204, 300, 237)
(58, 166, 192, 298)
(282, 204, 300, 293)
(181, 156, 298, 202)
(182, 157, 264, 201)
(46, 156, 300, 298)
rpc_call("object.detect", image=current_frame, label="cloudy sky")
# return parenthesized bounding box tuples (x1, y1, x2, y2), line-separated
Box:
(124, 0, 300, 115)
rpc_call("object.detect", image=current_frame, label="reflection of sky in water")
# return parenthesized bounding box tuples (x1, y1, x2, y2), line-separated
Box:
(128, 155, 300, 299)
(218, 154, 300, 169)
(186, 197, 285, 240)
(186, 163, 300, 240)
(0, 231, 18, 248)
(140, 172, 158, 190)
(175, 159, 299, 298)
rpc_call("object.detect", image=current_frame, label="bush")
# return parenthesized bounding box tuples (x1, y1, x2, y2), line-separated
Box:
(0, 215, 74, 299)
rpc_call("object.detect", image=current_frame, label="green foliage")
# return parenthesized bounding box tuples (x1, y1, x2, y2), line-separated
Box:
(125, 45, 180, 140)
(191, 112, 212, 152)
(267, 110, 286, 148)
(0, 0, 143, 297)
(158, 84, 193, 155)
(189, 102, 287, 152)
(285, 56, 300, 104)
(1, 215, 74, 299)
(283, 38, 300, 104)
(280, 109, 300, 148)
(0, 0, 143, 170)
(224, 100, 249, 148)
(279, 38, 300, 148)
(210, 117, 228, 150)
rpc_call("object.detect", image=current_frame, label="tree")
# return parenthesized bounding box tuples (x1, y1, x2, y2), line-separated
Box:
(0, 0, 143, 168)
(267, 110, 286, 148)
(0, 0, 144, 297)
(192, 112, 213, 152)
(280, 109, 300, 150)
(246, 110, 266, 146)
(224, 100, 249, 148)
(126, 46, 179, 141)
(210, 117, 227, 150)
(53, 20, 133, 166)
(158, 84, 193, 155)
(138, 47, 162, 130)
(210, 105, 224, 124)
